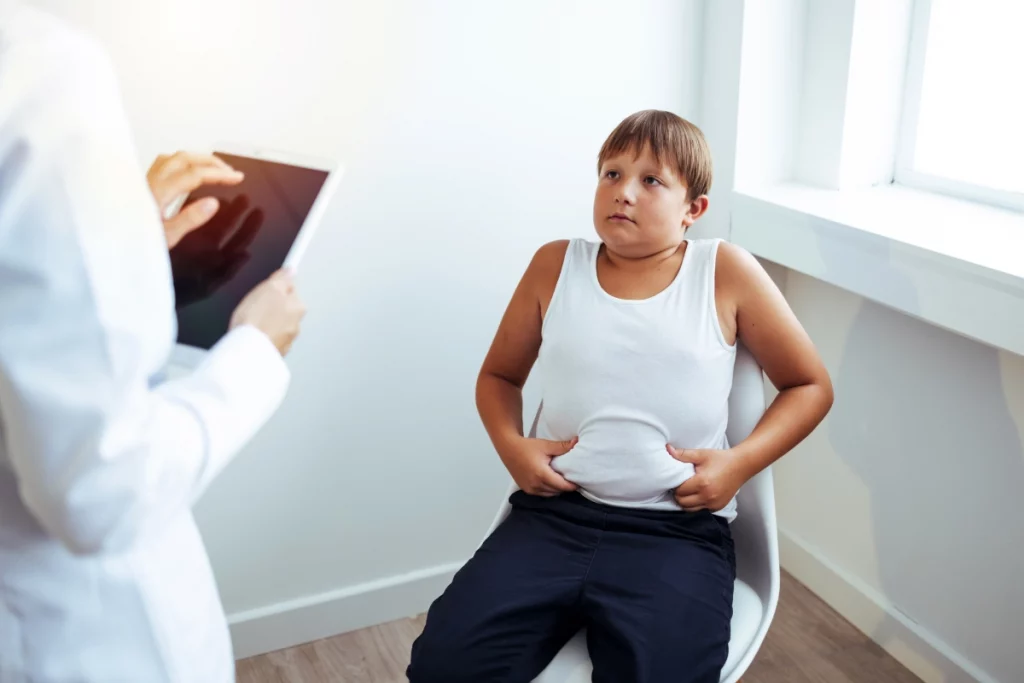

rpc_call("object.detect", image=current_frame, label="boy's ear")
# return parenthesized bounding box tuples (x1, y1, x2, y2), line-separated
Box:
(682, 194, 710, 228)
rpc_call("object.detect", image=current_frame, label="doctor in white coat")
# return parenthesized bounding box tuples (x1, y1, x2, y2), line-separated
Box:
(0, 4, 307, 681)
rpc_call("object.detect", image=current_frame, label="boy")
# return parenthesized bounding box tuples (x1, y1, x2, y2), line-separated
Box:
(408, 110, 833, 682)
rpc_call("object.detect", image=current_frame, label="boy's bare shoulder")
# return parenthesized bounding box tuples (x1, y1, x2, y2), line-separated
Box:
(715, 239, 759, 274)
(526, 240, 571, 279)
(533, 239, 571, 264)
(517, 240, 571, 304)
(715, 239, 777, 301)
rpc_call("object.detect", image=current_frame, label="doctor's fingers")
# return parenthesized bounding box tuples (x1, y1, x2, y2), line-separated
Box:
(267, 268, 296, 293)
(150, 165, 244, 209)
(147, 151, 236, 183)
(165, 191, 249, 248)
(163, 197, 222, 248)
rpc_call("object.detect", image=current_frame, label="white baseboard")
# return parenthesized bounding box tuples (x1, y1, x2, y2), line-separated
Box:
(779, 528, 995, 683)
(227, 561, 462, 660)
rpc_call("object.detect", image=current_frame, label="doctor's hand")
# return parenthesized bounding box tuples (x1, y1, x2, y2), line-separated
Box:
(499, 437, 579, 497)
(146, 151, 245, 249)
(230, 269, 307, 356)
(668, 446, 749, 512)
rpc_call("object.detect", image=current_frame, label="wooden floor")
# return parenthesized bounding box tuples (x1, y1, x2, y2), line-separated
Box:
(237, 571, 922, 683)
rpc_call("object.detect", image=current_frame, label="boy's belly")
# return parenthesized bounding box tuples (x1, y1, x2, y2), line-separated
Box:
(549, 441, 695, 510)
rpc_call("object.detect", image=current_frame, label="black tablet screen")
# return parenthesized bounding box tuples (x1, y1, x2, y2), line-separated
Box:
(170, 152, 328, 349)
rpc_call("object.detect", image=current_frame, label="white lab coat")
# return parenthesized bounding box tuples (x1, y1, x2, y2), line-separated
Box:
(0, 6, 290, 682)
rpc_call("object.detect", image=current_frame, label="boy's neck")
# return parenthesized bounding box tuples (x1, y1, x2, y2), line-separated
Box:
(601, 240, 687, 273)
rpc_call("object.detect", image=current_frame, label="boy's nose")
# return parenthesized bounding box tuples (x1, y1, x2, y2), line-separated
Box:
(610, 178, 634, 201)
(616, 184, 637, 204)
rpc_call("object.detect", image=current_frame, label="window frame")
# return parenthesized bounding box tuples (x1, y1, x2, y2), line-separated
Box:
(893, 0, 1024, 212)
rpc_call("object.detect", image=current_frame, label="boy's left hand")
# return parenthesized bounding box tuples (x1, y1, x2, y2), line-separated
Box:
(667, 446, 749, 512)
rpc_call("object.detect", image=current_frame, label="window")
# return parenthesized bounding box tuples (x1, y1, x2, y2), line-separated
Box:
(895, 0, 1024, 211)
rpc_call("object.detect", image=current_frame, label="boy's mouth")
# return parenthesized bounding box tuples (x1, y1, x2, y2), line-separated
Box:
(609, 213, 635, 223)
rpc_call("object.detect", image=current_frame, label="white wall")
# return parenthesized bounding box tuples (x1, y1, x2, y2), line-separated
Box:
(29, 0, 707, 654)
(703, 3, 1024, 682)
(778, 271, 1024, 683)
(689, 0, 742, 242)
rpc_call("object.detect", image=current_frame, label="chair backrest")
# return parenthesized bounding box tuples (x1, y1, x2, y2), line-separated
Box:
(722, 342, 779, 681)
(726, 343, 776, 594)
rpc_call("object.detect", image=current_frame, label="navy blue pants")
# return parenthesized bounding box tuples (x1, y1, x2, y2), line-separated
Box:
(407, 491, 735, 683)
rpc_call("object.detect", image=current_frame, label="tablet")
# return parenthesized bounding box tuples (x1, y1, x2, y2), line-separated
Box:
(167, 145, 342, 364)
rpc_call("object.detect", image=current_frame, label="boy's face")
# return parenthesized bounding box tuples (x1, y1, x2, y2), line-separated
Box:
(593, 144, 708, 257)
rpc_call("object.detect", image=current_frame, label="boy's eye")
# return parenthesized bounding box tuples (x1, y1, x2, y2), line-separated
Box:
(605, 170, 620, 179)
(644, 176, 661, 186)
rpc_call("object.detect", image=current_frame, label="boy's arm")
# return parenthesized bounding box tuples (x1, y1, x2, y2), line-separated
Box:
(671, 242, 834, 511)
(728, 242, 834, 468)
(476, 241, 577, 496)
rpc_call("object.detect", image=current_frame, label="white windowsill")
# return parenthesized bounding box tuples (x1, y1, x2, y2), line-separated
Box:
(731, 182, 1024, 356)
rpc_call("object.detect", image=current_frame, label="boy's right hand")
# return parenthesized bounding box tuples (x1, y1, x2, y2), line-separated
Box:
(229, 269, 306, 356)
(500, 437, 579, 497)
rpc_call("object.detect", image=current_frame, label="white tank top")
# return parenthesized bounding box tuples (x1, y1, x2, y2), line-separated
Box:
(537, 238, 739, 519)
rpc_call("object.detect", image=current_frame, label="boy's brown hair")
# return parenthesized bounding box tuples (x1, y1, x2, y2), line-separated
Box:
(597, 110, 713, 200)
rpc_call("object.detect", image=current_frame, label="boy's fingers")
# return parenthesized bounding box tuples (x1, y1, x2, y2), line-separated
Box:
(674, 477, 701, 498)
(541, 470, 576, 492)
(675, 495, 706, 511)
(544, 437, 578, 456)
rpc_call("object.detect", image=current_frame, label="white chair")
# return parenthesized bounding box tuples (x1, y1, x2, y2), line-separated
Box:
(480, 343, 780, 683)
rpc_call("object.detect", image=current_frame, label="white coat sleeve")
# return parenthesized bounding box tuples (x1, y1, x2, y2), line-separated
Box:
(0, 17, 290, 555)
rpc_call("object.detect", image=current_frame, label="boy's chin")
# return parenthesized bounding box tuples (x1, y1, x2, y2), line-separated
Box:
(594, 220, 638, 241)
(600, 238, 659, 259)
